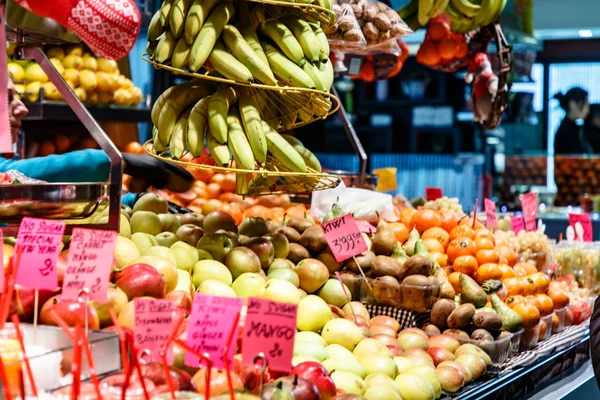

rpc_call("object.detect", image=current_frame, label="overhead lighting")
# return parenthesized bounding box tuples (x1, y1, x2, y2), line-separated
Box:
(579, 29, 593, 38)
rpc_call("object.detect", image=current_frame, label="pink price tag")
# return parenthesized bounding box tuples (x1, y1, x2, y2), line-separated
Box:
(185, 294, 244, 369)
(15, 218, 66, 290)
(521, 192, 538, 229)
(0, 231, 4, 293)
(355, 220, 375, 235)
(62, 228, 117, 302)
(484, 199, 497, 228)
(568, 213, 593, 242)
(242, 297, 297, 372)
(425, 187, 443, 201)
(511, 216, 525, 234)
(321, 214, 368, 263)
(134, 298, 176, 362)
(0, 6, 12, 154)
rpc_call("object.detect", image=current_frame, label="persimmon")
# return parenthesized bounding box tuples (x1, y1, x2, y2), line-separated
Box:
(474, 237, 495, 251)
(506, 295, 528, 309)
(529, 294, 554, 316)
(452, 255, 478, 275)
(410, 209, 442, 233)
(459, 217, 485, 230)
(439, 210, 459, 233)
(447, 237, 477, 263)
(476, 249, 500, 265)
(474, 229, 496, 245)
(521, 276, 537, 296)
(475, 263, 502, 285)
(449, 225, 475, 241)
(423, 238, 445, 254)
(512, 303, 541, 329)
(503, 277, 524, 296)
(390, 222, 410, 243)
(529, 272, 550, 294)
(498, 263, 515, 280)
(496, 245, 517, 266)
(422, 227, 450, 249)
(220, 174, 236, 193)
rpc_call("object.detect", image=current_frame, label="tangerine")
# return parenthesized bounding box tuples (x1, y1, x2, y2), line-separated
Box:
(498, 263, 515, 280)
(423, 238, 445, 254)
(432, 252, 448, 268)
(512, 303, 541, 329)
(548, 290, 570, 309)
(439, 210, 459, 233)
(521, 276, 537, 296)
(459, 217, 485, 230)
(476, 249, 500, 265)
(506, 295, 527, 309)
(448, 272, 461, 293)
(449, 224, 475, 241)
(428, 20, 450, 41)
(401, 208, 417, 227)
(410, 209, 442, 233)
(456, 40, 468, 58)
(503, 277, 524, 296)
(496, 245, 517, 266)
(243, 205, 271, 220)
(206, 183, 221, 199)
(390, 222, 410, 243)
(220, 174, 236, 193)
(439, 38, 458, 59)
(452, 255, 478, 275)
(474, 229, 496, 245)
(529, 272, 550, 294)
(422, 227, 450, 249)
(447, 237, 477, 264)
(529, 294, 554, 316)
(475, 263, 502, 285)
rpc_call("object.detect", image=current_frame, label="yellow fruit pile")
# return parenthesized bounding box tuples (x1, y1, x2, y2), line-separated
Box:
(7, 45, 143, 107)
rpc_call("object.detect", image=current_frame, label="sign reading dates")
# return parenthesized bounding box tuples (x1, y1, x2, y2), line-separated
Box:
(242, 297, 297, 372)
(321, 214, 368, 263)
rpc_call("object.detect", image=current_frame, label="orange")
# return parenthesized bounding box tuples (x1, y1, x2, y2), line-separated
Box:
(38, 140, 56, 157)
(539, 320, 547, 338)
(529, 294, 554, 316)
(449, 225, 475, 241)
(432, 252, 448, 268)
(452, 255, 478, 275)
(439, 210, 459, 233)
(206, 183, 221, 199)
(548, 290, 570, 309)
(448, 272, 461, 293)
(423, 238, 445, 254)
(193, 169, 214, 183)
(496, 245, 517, 266)
(499, 264, 515, 280)
(390, 222, 410, 243)
(521, 276, 537, 296)
(513, 263, 534, 277)
(422, 227, 450, 249)
(54, 133, 71, 153)
(219, 192, 243, 204)
(220, 174, 237, 193)
(202, 199, 223, 215)
(475, 249, 500, 265)
(529, 272, 550, 294)
(410, 209, 442, 233)
(503, 277, 524, 296)
(474, 229, 496, 245)
(401, 208, 417, 227)
(512, 303, 541, 329)
(428, 20, 450, 41)
(456, 40, 468, 58)
(284, 205, 308, 220)
(565, 308, 574, 327)
(416, 41, 441, 66)
(229, 206, 243, 225)
(552, 313, 560, 332)
(459, 217, 485, 230)
(447, 237, 477, 264)
(475, 237, 495, 251)
(269, 207, 286, 224)
(506, 295, 527, 309)
(475, 263, 502, 285)
(439, 37, 458, 59)
(243, 205, 271, 220)
(210, 173, 225, 186)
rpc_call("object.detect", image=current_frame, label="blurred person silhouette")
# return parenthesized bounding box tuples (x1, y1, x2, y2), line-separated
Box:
(585, 104, 600, 153)
(554, 87, 592, 155)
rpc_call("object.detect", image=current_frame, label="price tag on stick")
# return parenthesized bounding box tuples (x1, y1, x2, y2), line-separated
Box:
(62, 228, 117, 302)
(425, 187, 443, 201)
(15, 218, 66, 290)
(185, 294, 244, 369)
(484, 199, 497, 228)
(568, 213, 593, 242)
(0, 231, 4, 293)
(242, 297, 297, 373)
(134, 298, 176, 363)
(355, 220, 375, 235)
(521, 192, 538, 232)
(511, 216, 525, 234)
(322, 214, 368, 263)
(0, 6, 12, 154)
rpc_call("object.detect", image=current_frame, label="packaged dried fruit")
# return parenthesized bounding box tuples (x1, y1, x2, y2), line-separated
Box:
(350, 0, 413, 49)
(328, 2, 367, 49)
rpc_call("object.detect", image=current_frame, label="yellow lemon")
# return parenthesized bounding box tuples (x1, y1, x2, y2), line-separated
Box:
(46, 47, 65, 60)
(129, 87, 143, 106)
(82, 54, 98, 71)
(63, 68, 80, 86)
(42, 82, 63, 101)
(97, 92, 113, 105)
(66, 45, 83, 57)
(97, 58, 118, 74)
(24, 81, 42, 102)
(95, 71, 112, 92)
(113, 88, 132, 106)
(62, 55, 83, 70)
(49, 57, 65, 76)
(79, 70, 97, 91)
(6, 42, 16, 57)
(86, 92, 99, 105)
(7, 63, 25, 82)
(118, 75, 134, 89)
(24, 63, 48, 83)
(74, 88, 87, 102)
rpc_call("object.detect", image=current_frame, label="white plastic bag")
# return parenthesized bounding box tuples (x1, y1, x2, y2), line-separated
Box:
(311, 181, 399, 223)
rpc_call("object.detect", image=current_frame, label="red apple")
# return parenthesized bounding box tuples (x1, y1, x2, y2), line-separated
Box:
(427, 347, 456, 366)
(141, 362, 195, 391)
(291, 362, 337, 400)
(428, 334, 461, 353)
(12, 286, 56, 322)
(40, 295, 100, 330)
(369, 324, 398, 337)
(115, 263, 166, 299)
(270, 375, 319, 400)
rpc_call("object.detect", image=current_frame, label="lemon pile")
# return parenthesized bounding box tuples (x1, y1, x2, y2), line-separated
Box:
(7, 44, 143, 107)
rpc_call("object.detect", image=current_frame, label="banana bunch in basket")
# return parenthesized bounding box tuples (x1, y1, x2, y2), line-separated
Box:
(151, 81, 322, 174)
(147, 0, 334, 91)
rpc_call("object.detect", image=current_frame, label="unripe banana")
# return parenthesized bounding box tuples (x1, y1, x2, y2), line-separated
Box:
(302, 61, 325, 91)
(189, 2, 235, 72)
(172, 37, 192, 68)
(239, 94, 267, 164)
(148, 10, 163, 42)
(240, 26, 269, 67)
(152, 125, 166, 153)
(221, 25, 277, 86)
(418, 0, 433, 25)
(170, 0, 193, 38)
(281, 134, 322, 172)
(187, 96, 211, 157)
(154, 31, 177, 63)
(262, 121, 307, 172)
(169, 109, 192, 160)
(261, 42, 315, 88)
(228, 111, 255, 170)
(308, 22, 330, 63)
(206, 127, 231, 165)
(279, 16, 321, 63)
(160, 0, 175, 27)
(451, 0, 481, 17)
(208, 40, 254, 83)
(259, 19, 305, 66)
(184, 0, 222, 45)
(208, 86, 238, 144)
(236, 173, 249, 196)
(318, 58, 334, 91)
(151, 80, 198, 125)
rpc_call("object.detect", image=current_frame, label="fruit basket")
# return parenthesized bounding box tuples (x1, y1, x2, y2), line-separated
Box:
(246, 0, 337, 33)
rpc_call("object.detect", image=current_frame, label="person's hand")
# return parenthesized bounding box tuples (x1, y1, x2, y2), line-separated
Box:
(122, 153, 194, 193)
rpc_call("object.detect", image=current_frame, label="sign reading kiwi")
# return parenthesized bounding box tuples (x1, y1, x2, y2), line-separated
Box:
(321, 214, 368, 263)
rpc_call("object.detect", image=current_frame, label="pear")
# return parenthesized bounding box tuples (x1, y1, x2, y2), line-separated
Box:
(371, 219, 397, 256)
(491, 293, 523, 332)
(404, 228, 420, 256)
(459, 274, 488, 308)
(391, 245, 407, 264)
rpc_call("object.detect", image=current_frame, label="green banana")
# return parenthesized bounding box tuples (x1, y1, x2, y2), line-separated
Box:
(308, 22, 330, 63)
(279, 16, 321, 63)
(189, 2, 235, 72)
(317, 59, 334, 92)
(154, 31, 177, 63)
(187, 96, 211, 157)
(319, 0, 333, 10)
(160, 0, 175, 27)
(474, 0, 492, 25)
(281, 134, 322, 172)
(261, 42, 315, 88)
(398, 0, 418, 19)
(208, 86, 238, 143)
(451, 0, 481, 17)
(148, 10, 163, 42)
(302, 62, 325, 91)
(208, 40, 254, 83)
(239, 94, 267, 164)
(152, 125, 166, 153)
(228, 111, 255, 170)
(157, 84, 212, 144)
(486, 0, 506, 24)
(170, 0, 193, 38)
(206, 127, 231, 165)
(418, 0, 433, 25)
(240, 26, 269, 67)
(221, 25, 278, 86)
(429, 0, 450, 17)
(259, 19, 305, 66)
(262, 121, 307, 173)
(169, 109, 192, 160)
(184, 0, 222, 45)
(151, 80, 196, 125)
(172, 37, 192, 68)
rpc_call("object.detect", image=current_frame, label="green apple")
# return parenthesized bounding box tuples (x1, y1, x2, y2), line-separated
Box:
(130, 232, 159, 255)
(268, 268, 300, 287)
(197, 279, 236, 298)
(155, 232, 179, 248)
(225, 247, 261, 279)
(296, 295, 331, 332)
(231, 273, 265, 298)
(197, 233, 234, 262)
(395, 374, 435, 400)
(197, 249, 213, 261)
(353, 338, 390, 361)
(321, 319, 363, 351)
(192, 260, 232, 288)
(259, 279, 301, 305)
(326, 344, 356, 360)
(133, 192, 168, 214)
(293, 342, 327, 361)
(296, 331, 328, 348)
(114, 236, 140, 268)
(322, 358, 366, 379)
(130, 211, 162, 236)
(330, 371, 366, 396)
(169, 242, 200, 272)
(158, 213, 181, 233)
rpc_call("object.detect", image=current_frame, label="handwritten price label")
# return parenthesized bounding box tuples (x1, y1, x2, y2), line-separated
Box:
(134, 298, 176, 362)
(355, 220, 375, 235)
(15, 218, 66, 290)
(568, 213, 593, 242)
(425, 187, 443, 201)
(185, 294, 244, 369)
(521, 192, 538, 232)
(322, 214, 368, 263)
(511, 216, 525, 234)
(484, 199, 497, 228)
(242, 297, 297, 372)
(0, 231, 3, 293)
(0, 6, 12, 153)
(62, 228, 117, 302)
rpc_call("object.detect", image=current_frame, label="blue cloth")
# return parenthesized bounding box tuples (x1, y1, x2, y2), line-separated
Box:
(0, 149, 111, 183)
(121, 192, 139, 208)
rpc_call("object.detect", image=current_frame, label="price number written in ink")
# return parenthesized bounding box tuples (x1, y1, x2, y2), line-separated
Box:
(322, 214, 368, 263)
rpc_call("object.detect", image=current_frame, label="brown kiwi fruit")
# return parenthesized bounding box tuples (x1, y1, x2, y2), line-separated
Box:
(430, 299, 457, 329)
(286, 217, 315, 233)
(277, 226, 301, 243)
(317, 248, 342, 273)
(472, 312, 503, 332)
(287, 243, 310, 264)
(421, 323, 441, 336)
(471, 329, 494, 342)
(370, 255, 403, 278)
(345, 251, 375, 274)
(398, 255, 434, 280)
(369, 276, 401, 308)
(447, 303, 477, 329)
(299, 225, 328, 254)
